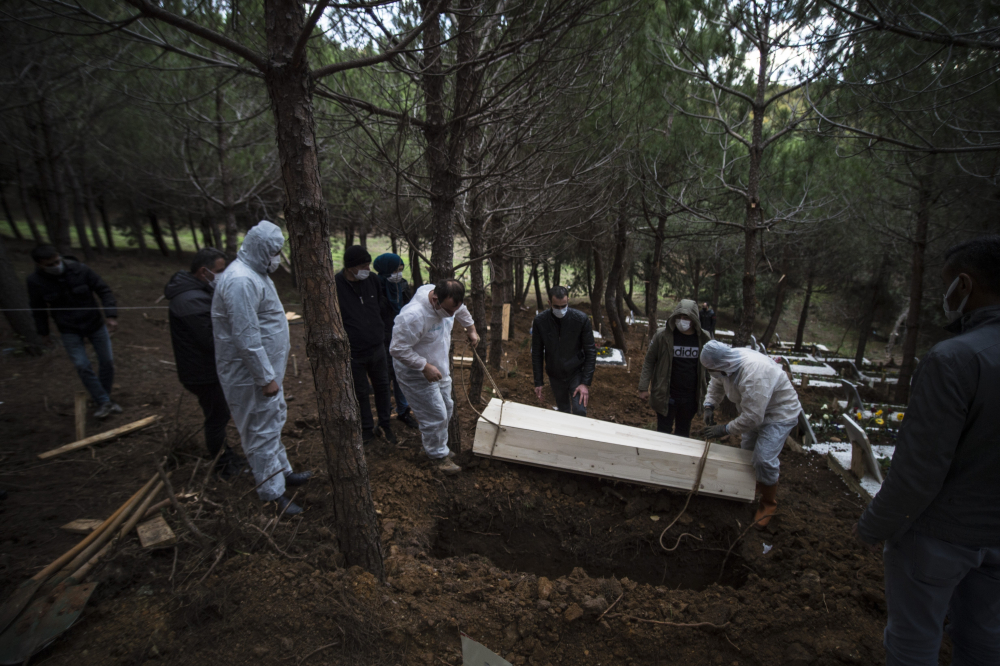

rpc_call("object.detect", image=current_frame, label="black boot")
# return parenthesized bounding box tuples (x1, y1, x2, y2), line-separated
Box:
(273, 495, 303, 516)
(362, 429, 376, 445)
(215, 448, 244, 481)
(284, 470, 313, 486)
(380, 423, 398, 445)
(397, 409, 418, 429)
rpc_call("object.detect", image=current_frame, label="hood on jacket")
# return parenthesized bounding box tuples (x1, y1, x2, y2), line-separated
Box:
(237, 220, 285, 274)
(373, 253, 404, 276)
(700, 339, 752, 374)
(667, 299, 703, 333)
(164, 271, 210, 300)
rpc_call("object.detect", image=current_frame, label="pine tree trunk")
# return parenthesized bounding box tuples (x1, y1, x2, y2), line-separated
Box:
(542, 261, 551, 297)
(895, 175, 932, 404)
(97, 195, 115, 250)
(856, 252, 889, 366)
(168, 217, 183, 258)
(604, 213, 627, 351)
(487, 254, 509, 370)
(0, 234, 44, 354)
(467, 193, 488, 404)
(409, 242, 424, 288)
(645, 215, 666, 321)
(72, 165, 104, 253)
(264, 0, 383, 579)
(713, 257, 722, 313)
(553, 258, 562, 288)
(793, 270, 814, 352)
(2, 187, 24, 240)
(760, 275, 788, 348)
(188, 215, 201, 251)
(344, 224, 355, 248)
(532, 259, 543, 310)
(129, 200, 147, 254)
(16, 156, 44, 244)
(590, 246, 605, 335)
(147, 210, 170, 257)
(216, 86, 239, 258)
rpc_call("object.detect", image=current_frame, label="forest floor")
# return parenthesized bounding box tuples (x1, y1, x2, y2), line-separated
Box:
(0, 244, 944, 666)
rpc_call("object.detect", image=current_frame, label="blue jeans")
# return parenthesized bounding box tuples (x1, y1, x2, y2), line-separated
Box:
(884, 530, 1000, 666)
(549, 372, 587, 416)
(61, 325, 114, 404)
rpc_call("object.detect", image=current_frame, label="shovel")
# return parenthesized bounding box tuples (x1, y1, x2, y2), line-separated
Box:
(0, 476, 156, 636)
(0, 477, 163, 665)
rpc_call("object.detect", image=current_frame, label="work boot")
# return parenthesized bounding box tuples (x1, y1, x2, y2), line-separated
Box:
(380, 424, 398, 446)
(398, 410, 418, 429)
(284, 470, 313, 486)
(754, 482, 778, 529)
(274, 495, 304, 516)
(216, 456, 245, 481)
(435, 457, 462, 475)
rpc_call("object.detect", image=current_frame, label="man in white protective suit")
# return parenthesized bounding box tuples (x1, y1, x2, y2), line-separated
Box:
(211, 220, 312, 515)
(699, 340, 801, 529)
(389, 279, 480, 475)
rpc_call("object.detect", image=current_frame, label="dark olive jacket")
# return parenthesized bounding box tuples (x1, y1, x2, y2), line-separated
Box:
(531, 308, 596, 387)
(858, 305, 1000, 546)
(638, 299, 711, 416)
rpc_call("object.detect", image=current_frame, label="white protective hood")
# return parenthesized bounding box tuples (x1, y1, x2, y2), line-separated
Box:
(701, 340, 801, 436)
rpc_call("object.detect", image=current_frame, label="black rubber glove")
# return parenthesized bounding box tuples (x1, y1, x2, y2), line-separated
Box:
(704, 406, 715, 426)
(704, 423, 729, 439)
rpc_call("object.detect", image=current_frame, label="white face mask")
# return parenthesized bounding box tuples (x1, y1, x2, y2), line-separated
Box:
(354, 268, 371, 281)
(42, 261, 65, 276)
(388, 271, 404, 283)
(676, 319, 692, 332)
(942, 275, 969, 324)
(551, 306, 568, 319)
(267, 255, 281, 273)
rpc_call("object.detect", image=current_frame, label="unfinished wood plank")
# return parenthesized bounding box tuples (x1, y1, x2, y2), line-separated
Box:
(137, 515, 177, 549)
(501, 303, 511, 341)
(60, 519, 104, 535)
(839, 414, 883, 483)
(39, 415, 162, 460)
(473, 399, 755, 502)
(74, 392, 87, 442)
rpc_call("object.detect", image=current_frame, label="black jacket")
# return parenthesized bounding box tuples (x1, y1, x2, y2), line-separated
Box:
(531, 308, 597, 387)
(699, 307, 716, 334)
(858, 305, 1000, 547)
(27, 259, 117, 336)
(335, 270, 394, 356)
(375, 274, 411, 345)
(165, 271, 219, 386)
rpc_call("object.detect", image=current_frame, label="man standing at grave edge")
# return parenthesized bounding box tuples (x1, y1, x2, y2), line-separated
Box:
(853, 236, 1000, 666)
(699, 302, 716, 337)
(164, 247, 241, 479)
(531, 286, 597, 416)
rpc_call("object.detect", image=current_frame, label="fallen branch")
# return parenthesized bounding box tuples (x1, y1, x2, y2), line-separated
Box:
(249, 524, 305, 559)
(596, 592, 624, 622)
(38, 415, 162, 459)
(155, 459, 211, 547)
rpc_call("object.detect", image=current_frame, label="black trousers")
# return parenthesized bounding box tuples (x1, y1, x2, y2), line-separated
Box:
(549, 372, 587, 416)
(656, 397, 697, 438)
(184, 382, 234, 465)
(351, 347, 392, 432)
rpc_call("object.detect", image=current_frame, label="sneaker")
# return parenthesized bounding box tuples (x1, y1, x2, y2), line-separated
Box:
(109, 402, 123, 414)
(94, 402, 114, 419)
(435, 457, 462, 475)
(284, 471, 313, 486)
(380, 424, 398, 446)
(398, 410, 418, 429)
(446, 449, 456, 459)
(273, 495, 303, 516)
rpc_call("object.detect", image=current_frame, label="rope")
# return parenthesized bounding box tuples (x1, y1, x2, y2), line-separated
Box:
(458, 342, 508, 457)
(658, 438, 712, 552)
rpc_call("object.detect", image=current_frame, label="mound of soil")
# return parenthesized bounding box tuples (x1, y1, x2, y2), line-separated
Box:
(0, 245, 928, 665)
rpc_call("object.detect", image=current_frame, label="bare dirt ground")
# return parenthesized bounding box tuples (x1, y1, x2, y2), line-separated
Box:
(0, 243, 925, 666)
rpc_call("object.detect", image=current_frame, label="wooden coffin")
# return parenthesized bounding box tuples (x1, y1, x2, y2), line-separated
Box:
(472, 399, 755, 502)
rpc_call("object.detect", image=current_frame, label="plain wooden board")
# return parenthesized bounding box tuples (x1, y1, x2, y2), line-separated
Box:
(501, 303, 511, 341)
(473, 399, 755, 502)
(827, 452, 873, 503)
(840, 415, 884, 484)
(38, 415, 162, 460)
(137, 515, 177, 549)
(60, 519, 104, 535)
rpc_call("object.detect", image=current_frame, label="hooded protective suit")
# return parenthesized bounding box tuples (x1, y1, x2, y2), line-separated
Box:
(700, 340, 801, 484)
(390, 284, 474, 459)
(212, 221, 291, 500)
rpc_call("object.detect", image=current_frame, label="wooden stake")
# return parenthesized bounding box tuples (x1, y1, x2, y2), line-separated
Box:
(292, 353, 299, 377)
(74, 392, 88, 442)
(39, 415, 162, 459)
(501, 303, 511, 341)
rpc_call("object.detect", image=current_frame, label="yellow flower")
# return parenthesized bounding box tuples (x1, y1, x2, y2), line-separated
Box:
(875, 418, 885, 426)
(897, 413, 904, 421)
(875, 409, 883, 416)
(856, 411, 863, 420)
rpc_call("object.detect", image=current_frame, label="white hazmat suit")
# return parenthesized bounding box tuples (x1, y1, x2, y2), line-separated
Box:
(212, 221, 292, 500)
(390, 285, 474, 459)
(700, 340, 801, 485)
